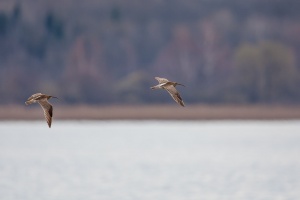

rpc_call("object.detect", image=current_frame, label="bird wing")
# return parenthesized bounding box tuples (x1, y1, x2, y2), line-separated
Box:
(164, 85, 185, 107)
(38, 100, 53, 128)
(27, 93, 43, 101)
(155, 77, 169, 84)
(25, 93, 43, 105)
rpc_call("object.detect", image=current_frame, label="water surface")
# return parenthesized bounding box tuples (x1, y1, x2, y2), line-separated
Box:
(0, 120, 300, 200)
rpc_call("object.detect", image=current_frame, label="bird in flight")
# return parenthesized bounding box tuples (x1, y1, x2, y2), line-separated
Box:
(25, 93, 58, 128)
(151, 77, 185, 107)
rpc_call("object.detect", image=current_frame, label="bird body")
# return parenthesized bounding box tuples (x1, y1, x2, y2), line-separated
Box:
(151, 77, 185, 107)
(25, 93, 58, 128)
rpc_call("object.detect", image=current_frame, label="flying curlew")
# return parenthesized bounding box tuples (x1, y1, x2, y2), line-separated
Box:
(25, 93, 58, 128)
(151, 77, 185, 107)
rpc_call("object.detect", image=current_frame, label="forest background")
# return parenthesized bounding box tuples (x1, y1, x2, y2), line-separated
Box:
(1, 0, 300, 106)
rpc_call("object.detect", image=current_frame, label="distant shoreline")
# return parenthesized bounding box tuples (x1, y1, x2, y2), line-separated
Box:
(1, 104, 300, 120)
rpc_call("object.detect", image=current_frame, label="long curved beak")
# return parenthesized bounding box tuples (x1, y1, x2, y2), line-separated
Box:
(178, 83, 185, 87)
(52, 96, 59, 99)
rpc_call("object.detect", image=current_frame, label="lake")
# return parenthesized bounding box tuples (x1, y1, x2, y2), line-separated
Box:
(0, 120, 300, 200)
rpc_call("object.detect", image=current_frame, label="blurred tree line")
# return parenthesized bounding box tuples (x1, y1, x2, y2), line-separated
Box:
(0, 0, 300, 104)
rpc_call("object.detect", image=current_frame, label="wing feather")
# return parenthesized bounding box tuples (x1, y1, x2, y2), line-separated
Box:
(27, 93, 43, 101)
(25, 93, 44, 105)
(155, 77, 169, 84)
(38, 100, 53, 128)
(164, 85, 185, 107)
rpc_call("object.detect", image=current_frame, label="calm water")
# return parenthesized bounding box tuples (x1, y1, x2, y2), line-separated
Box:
(0, 120, 299, 200)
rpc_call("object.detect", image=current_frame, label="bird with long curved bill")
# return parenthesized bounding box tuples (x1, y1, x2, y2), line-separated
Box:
(25, 93, 58, 128)
(151, 77, 185, 107)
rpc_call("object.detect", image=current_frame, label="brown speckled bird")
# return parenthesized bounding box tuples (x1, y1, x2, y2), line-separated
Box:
(25, 93, 58, 128)
(151, 77, 185, 107)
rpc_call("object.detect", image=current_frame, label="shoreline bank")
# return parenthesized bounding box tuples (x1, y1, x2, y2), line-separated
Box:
(1, 104, 300, 120)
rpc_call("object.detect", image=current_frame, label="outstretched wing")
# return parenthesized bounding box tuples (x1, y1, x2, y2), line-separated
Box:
(27, 93, 43, 101)
(38, 100, 53, 128)
(155, 77, 169, 84)
(25, 93, 43, 105)
(164, 85, 185, 107)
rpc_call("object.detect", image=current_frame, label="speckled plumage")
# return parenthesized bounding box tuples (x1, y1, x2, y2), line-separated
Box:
(151, 77, 185, 107)
(25, 93, 58, 128)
